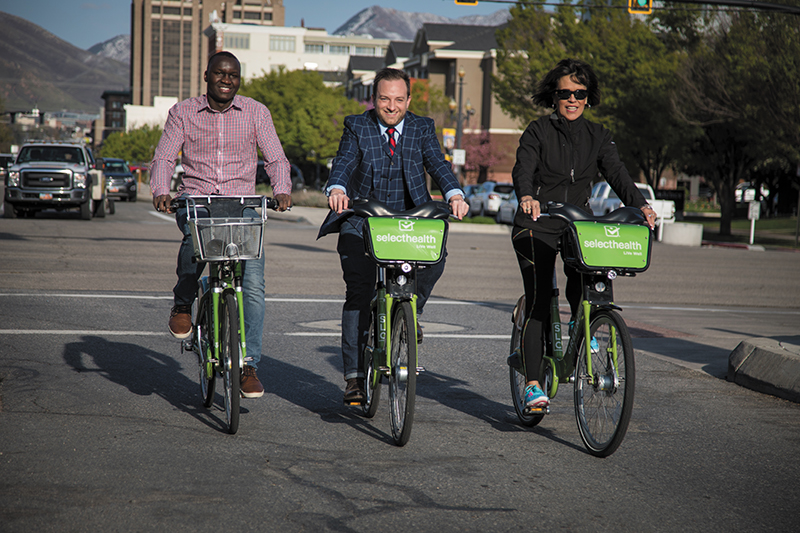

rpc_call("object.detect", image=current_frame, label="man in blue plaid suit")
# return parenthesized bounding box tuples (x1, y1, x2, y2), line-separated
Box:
(318, 67, 469, 405)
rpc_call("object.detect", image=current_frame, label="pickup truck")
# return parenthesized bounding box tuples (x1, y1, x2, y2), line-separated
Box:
(4, 141, 110, 220)
(589, 181, 675, 239)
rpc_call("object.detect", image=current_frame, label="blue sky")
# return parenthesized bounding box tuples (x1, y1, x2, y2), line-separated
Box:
(0, 0, 509, 50)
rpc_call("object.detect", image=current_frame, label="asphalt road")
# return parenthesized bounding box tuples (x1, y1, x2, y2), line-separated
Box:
(1, 198, 799, 532)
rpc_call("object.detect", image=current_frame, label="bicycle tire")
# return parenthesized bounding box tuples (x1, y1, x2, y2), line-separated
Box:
(196, 298, 215, 408)
(508, 295, 544, 427)
(389, 301, 416, 446)
(574, 309, 635, 457)
(220, 292, 241, 434)
(361, 306, 381, 418)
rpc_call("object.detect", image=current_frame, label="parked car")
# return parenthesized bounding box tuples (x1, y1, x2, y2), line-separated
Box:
(495, 190, 518, 225)
(468, 181, 516, 217)
(256, 160, 306, 191)
(589, 181, 676, 227)
(734, 182, 769, 204)
(100, 158, 137, 202)
(0, 153, 14, 182)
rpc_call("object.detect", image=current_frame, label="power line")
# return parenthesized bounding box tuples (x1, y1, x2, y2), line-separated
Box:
(467, 0, 800, 15)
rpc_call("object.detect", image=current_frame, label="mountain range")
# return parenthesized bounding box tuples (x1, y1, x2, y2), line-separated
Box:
(0, 5, 510, 115)
(0, 11, 128, 114)
(333, 5, 510, 41)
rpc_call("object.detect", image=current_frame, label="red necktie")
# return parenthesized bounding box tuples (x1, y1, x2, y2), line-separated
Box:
(386, 128, 396, 156)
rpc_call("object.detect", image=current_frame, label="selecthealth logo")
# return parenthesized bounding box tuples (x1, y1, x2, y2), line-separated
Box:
(373, 219, 439, 244)
(583, 225, 643, 251)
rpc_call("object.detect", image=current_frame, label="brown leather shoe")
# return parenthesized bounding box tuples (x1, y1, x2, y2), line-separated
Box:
(343, 377, 365, 405)
(168, 305, 192, 339)
(241, 365, 264, 398)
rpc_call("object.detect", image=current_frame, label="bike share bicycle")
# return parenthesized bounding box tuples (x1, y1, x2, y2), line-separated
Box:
(347, 198, 450, 446)
(175, 195, 276, 434)
(508, 202, 652, 456)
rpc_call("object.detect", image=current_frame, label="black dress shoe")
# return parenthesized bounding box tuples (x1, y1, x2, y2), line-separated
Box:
(343, 378, 365, 405)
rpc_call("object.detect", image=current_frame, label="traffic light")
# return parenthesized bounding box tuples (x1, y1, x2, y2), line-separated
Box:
(454, 0, 479, 5)
(628, 0, 652, 15)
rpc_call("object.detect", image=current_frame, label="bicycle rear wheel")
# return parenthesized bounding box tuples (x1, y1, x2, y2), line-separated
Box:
(361, 306, 381, 418)
(574, 309, 635, 457)
(195, 297, 215, 408)
(508, 295, 544, 427)
(389, 301, 416, 446)
(220, 292, 241, 434)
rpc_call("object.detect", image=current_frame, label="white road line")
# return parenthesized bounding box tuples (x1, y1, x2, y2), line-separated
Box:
(0, 330, 168, 336)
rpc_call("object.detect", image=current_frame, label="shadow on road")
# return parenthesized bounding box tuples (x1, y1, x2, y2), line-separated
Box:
(62, 335, 234, 433)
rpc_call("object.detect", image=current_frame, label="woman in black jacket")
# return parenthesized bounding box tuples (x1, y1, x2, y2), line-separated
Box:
(511, 58, 656, 411)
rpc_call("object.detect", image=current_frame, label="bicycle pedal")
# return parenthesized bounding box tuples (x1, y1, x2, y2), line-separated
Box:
(416, 366, 425, 374)
(524, 405, 550, 415)
(344, 400, 365, 407)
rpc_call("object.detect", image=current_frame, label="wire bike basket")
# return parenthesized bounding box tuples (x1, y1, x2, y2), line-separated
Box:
(185, 196, 267, 261)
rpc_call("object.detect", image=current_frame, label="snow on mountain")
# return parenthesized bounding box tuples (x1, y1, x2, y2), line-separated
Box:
(88, 34, 131, 65)
(333, 6, 510, 40)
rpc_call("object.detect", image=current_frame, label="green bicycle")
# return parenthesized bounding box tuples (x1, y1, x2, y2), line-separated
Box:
(508, 202, 652, 457)
(178, 195, 275, 434)
(352, 198, 450, 446)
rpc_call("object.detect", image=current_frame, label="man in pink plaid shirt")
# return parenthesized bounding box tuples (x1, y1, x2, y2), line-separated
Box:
(150, 51, 292, 398)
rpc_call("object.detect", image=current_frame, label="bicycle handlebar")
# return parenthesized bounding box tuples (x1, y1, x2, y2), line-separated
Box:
(543, 201, 647, 226)
(170, 195, 279, 213)
(345, 197, 451, 220)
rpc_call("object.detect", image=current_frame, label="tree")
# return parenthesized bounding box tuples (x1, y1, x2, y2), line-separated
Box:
(409, 78, 451, 135)
(239, 68, 364, 166)
(99, 124, 163, 165)
(462, 131, 505, 184)
(664, 9, 800, 234)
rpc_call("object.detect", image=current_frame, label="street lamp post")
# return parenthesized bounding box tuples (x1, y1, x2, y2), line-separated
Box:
(449, 66, 474, 183)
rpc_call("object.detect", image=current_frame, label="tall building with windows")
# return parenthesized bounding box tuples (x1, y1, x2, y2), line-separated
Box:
(130, 0, 285, 106)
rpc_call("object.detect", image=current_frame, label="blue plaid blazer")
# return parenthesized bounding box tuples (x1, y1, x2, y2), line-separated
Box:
(317, 109, 460, 238)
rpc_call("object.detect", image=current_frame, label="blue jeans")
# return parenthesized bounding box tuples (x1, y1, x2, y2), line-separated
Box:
(337, 220, 444, 380)
(174, 207, 265, 369)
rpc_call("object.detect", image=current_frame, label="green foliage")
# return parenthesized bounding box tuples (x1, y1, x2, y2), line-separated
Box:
(239, 68, 364, 164)
(99, 125, 163, 165)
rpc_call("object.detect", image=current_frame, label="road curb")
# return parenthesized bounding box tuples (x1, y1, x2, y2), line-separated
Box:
(728, 338, 800, 403)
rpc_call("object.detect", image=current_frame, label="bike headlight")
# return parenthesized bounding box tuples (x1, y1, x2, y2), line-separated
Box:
(396, 275, 408, 286)
(595, 281, 606, 293)
(7, 171, 19, 187)
(74, 173, 87, 188)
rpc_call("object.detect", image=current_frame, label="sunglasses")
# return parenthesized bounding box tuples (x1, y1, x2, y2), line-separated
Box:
(554, 89, 588, 100)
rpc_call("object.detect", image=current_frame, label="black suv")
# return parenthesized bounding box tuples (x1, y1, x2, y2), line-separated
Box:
(99, 158, 137, 202)
(4, 141, 108, 220)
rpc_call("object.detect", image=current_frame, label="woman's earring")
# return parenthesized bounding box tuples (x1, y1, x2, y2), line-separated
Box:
(587, 103, 592, 108)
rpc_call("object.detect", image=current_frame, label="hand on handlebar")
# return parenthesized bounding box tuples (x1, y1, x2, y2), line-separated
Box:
(448, 195, 469, 220)
(640, 205, 657, 229)
(520, 196, 541, 221)
(154, 194, 174, 214)
(328, 188, 350, 214)
(273, 193, 292, 212)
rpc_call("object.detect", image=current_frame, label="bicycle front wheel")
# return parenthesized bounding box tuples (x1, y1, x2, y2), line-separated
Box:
(361, 306, 381, 418)
(195, 297, 215, 408)
(508, 295, 544, 427)
(574, 309, 635, 457)
(220, 292, 241, 435)
(389, 301, 416, 446)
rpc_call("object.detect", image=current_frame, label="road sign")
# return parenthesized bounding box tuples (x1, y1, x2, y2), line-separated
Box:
(452, 149, 466, 166)
(628, 0, 652, 15)
(748, 200, 760, 221)
(455, 0, 479, 5)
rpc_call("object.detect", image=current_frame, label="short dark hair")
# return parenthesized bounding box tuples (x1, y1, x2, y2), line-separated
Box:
(207, 51, 240, 71)
(533, 58, 600, 109)
(372, 68, 411, 100)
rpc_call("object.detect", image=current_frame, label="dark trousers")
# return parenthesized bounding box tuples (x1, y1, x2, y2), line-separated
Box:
(512, 226, 581, 383)
(337, 220, 444, 380)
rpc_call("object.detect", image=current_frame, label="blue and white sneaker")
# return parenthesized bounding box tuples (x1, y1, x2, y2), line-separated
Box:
(570, 320, 600, 353)
(523, 384, 549, 411)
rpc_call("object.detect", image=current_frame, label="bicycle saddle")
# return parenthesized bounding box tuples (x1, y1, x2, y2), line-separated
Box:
(352, 198, 451, 220)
